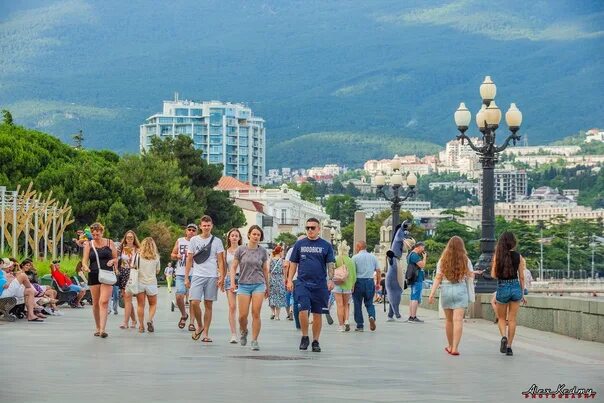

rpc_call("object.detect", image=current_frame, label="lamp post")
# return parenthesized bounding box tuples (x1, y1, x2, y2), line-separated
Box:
(454, 75, 522, 293)
(374, 160, 418, 240)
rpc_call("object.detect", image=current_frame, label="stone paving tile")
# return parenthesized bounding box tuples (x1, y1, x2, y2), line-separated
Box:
(1, 291, 603, 403)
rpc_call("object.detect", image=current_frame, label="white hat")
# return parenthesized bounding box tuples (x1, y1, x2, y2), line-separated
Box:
(0, 257, 14, 270)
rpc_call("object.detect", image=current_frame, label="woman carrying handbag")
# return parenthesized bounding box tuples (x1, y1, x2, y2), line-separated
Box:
(82, 222, 118, 339)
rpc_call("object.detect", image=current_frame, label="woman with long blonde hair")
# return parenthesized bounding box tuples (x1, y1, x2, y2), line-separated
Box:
(134, 237, 161, 333)
(428, 236, 476, 355)
(118, 230, 141, 329)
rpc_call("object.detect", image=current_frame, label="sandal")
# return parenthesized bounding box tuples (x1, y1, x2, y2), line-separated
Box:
(147, 321, 154, 333)
(130, 322, 137, 329)
(119, 323, 127, 329)
(100, 332, 108, 338)
(188, 324, 196, 332)
(178, 315, 188, 329)
(94, 332, 100, 337)
(192, 328, 204, 341)
(138, 327, 145, 333)
(201, 337, 213, 343)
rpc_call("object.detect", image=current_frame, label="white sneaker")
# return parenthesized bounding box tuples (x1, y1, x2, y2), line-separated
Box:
(251, 340, 260, 351)
(338, 326, 345, 332)
(386, 317, 395, 322)
(55, 311, 64, 316)
(229, 335, 238, 344)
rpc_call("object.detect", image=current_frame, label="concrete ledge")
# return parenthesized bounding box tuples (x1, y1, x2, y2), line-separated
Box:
(399, 289, 604, 343)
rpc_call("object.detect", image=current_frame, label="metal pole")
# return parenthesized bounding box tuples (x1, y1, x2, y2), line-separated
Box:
(592, 235, 595, 280)
(475, 144, 497, 292)
(12, 191, 17, 256)
(540, 227, 544, 281)
(567, 232, 571, 279)
(391, 187, 401, 241)
(34, 201, 39, 259)
(24, 199, 29, 258)
(0, 186, 5, 254)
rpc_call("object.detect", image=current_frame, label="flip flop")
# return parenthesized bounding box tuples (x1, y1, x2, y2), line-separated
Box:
(178, 315, 188, 329)
(445, 347, 452, 354)
(188, 324, 196, 332)
(147, 321, 154, 333)
(192, 328, 204, 341)
(201, 337, 213, 343)
(28, 318, 44, 322)
(94, 332, 100, 336)
(100, 332, 108, 338)
(450, 351, 460, 356)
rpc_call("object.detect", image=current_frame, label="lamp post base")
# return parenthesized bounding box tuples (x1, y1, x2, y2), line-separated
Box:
(474, 251, 497, 293)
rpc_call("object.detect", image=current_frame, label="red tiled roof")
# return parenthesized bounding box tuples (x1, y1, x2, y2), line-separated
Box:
(215, 176, 259, 191)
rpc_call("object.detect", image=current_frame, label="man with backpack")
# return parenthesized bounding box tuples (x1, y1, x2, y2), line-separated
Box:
(351, 240, 381, 332)
(405, 242, 427, 323)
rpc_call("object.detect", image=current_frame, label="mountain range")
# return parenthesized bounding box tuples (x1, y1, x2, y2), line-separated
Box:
(1, 0, 603, 168)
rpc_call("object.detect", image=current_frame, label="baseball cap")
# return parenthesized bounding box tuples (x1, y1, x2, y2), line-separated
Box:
(0, 257, 14, 270)
(186, 223, 198, 230)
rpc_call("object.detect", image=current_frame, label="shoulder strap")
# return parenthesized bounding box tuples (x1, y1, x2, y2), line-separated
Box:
(90, 240, 101, 270)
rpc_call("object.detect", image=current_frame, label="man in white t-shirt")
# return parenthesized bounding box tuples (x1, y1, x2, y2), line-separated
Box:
(185, 215, 225, 343)
(170, 223, 198, 331)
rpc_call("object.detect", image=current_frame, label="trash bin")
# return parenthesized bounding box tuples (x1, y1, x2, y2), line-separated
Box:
(40, 274, 52, 286)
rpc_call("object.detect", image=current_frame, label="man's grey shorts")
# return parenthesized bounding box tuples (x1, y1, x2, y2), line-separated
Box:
(189, 276, 218, 301)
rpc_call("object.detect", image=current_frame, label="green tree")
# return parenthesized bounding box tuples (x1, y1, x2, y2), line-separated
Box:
(275, 232, 297, 246)
(298, 182, 317, 202)
(1, 109, 13, 126)
(325, 195, 359, 227)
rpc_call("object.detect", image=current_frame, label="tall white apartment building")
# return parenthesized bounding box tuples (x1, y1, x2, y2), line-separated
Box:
(478, 169, 528, 202)
(140, 96, 266, 185)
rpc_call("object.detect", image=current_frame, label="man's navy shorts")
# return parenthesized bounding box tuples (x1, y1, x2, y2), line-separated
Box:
(294, 282, 329, 314)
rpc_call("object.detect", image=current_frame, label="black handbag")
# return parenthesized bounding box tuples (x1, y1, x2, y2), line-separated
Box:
(193, 235, 215, 264)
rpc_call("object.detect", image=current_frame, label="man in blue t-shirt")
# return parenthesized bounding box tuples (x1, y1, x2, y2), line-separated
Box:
(406, 242, 427, 323)
(286, 218, 335, 352)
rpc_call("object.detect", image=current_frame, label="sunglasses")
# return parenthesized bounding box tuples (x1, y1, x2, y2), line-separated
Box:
(52, 260, 60, 264)
(305, 226, 317, 230)
(187, 228, 197, 232)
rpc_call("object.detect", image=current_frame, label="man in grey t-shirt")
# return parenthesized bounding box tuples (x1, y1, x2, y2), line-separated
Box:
(185, 215, 225, 343)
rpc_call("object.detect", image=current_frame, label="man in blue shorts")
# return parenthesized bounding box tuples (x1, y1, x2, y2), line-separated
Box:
(286, 218, 336, 352)
(406, 242, 427, 323)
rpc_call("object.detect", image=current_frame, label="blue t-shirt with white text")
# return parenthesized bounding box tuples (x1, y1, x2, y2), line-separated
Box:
(290, 237, 335, 288)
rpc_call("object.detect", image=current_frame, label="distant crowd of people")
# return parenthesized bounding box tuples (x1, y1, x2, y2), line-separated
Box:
(2, 215, 529, 357)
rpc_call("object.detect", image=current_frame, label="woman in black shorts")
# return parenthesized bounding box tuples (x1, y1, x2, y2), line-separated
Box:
(82, 222, 118, 338)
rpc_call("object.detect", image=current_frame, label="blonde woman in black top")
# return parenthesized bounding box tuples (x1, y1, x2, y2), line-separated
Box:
(491, 231, 527, 356)
(82, 222, 118, 338)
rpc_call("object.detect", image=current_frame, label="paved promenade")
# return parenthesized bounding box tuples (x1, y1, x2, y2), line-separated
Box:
(1, 290, 603, 403)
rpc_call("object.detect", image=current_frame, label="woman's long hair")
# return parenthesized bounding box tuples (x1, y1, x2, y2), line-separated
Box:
(439, 236, 468, 283)
(120, 230, 141, 250)
(494, 231, 517, 279)
(140, 237, 159, 260)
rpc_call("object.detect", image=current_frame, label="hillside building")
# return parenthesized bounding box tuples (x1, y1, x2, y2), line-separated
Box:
(140, 96, 266, 185)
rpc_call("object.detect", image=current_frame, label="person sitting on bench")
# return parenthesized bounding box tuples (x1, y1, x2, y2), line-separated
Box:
(51, 261, 85, 307)
(0, 258, 45, 322)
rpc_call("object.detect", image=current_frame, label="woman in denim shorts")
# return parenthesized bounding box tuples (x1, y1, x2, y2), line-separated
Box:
(491, 231, 527, 356)
(224, 228, 242, 344)
(428, 236, 477, 356)
(229, 225, 269, 351)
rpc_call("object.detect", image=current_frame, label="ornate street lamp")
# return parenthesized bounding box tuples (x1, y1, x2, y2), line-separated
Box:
(375, 160, 418, 240)
(454, 75, 523, 292)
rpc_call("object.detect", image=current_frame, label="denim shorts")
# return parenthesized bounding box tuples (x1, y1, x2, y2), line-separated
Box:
(237, 282, 266, 296)
(496, 279, 523, 304)
(174, 275, 191, 295)
(66, 284, 83, 293)
(224, 274, 239, 292)
(410, 280, 424, 302)
(440, 282, 469, 309)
